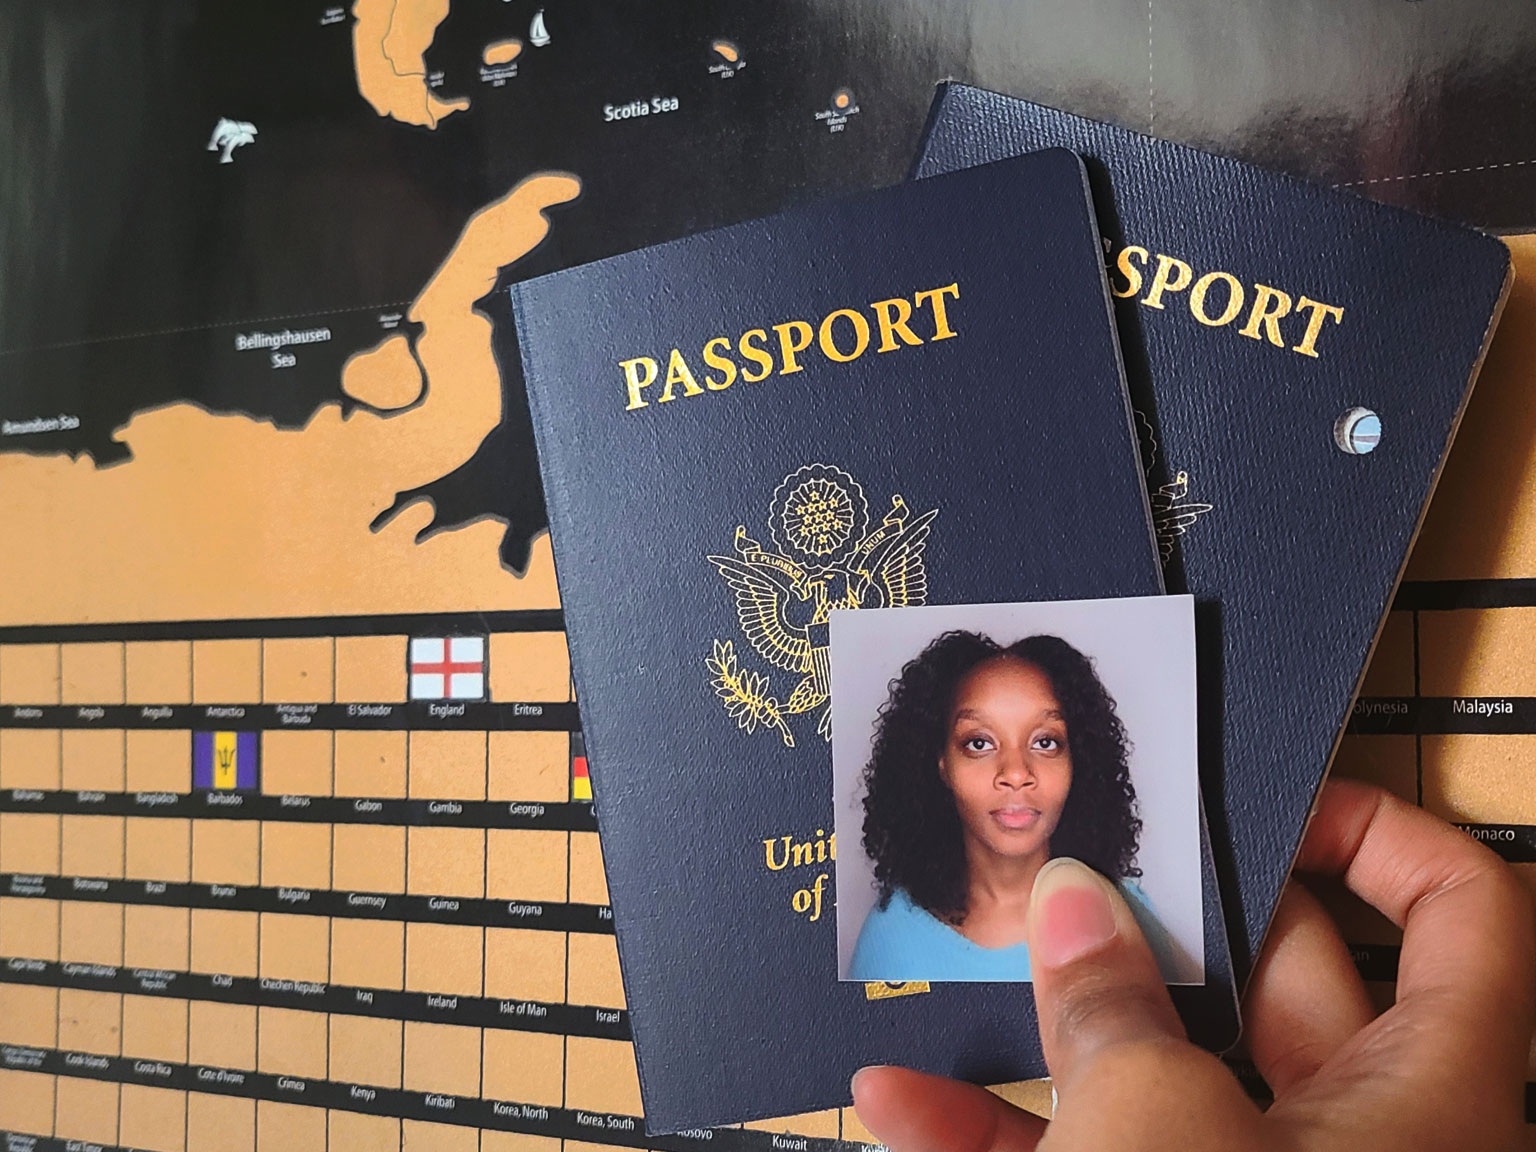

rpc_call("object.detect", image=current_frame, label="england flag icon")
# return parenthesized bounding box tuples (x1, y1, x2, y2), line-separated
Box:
(410, 636, 486, 701)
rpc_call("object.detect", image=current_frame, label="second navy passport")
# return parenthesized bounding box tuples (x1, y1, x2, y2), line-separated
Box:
(914, 85, 1513, 980)
(513, 149, 1235, 1131)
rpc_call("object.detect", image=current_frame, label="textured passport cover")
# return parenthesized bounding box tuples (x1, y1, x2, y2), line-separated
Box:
(915, 85, 1513, 979)
(513, 148, 1237, 1132)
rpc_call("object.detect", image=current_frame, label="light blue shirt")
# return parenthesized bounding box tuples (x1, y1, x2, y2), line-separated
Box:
(848, 880, 1173, 982)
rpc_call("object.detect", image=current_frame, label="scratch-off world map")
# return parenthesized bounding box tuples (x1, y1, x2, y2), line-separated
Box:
(4, 1, 1536, 1147)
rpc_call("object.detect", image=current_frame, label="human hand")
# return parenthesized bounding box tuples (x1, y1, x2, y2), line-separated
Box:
(850, 779, 1535, 1151)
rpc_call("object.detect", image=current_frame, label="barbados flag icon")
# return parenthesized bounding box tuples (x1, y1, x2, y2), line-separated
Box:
(193, 731, 260, 791)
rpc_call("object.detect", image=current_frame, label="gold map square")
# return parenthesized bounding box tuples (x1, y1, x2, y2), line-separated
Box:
(335, 634, 407, 703)
(0, 728, 60, 790)
(332, 823, 405, 893)
(188, 1093, 255, 1152)
(191, 819, 261, 886)
(0, 643, 59, 705)
(329, 1015, 403, 1089)
(258, 913, 331, 984)
(259, 821, 332, 889)
(189, 908, 258, 978)
(60, 642, 124, 705)
(489, 631, 571, 702)
(1419, 607, 1536, 696)
(60, 902, 123, 966)
(1330, 735, 1417, 805)
(488, 729, 568, 802)
(0, 983, 57, 1048)
(261, 730, 332, 796)
(328, 1111, 399, 1152)
(569, 831, 611, 905)
(123, 905, 189, 971)
(482, 1135, 560, 1152)
(0, 897, 60, 961)
(125, 728, 191, 793)
(403, 1120, 479, 1152)
(255, 1006, 328, 1078)
(1360, 612, 1414, 697)
(402, 1020, 482, 1097)
(189, 1001, 257, 1071)
(334, 729, 406, 798)
(121, 993, 188, 1064)
(61, 727, 124, 791)
(487, 828, 568, 903)
(566, 933, 626, 1009)
(405, 922, 483, 996)
(482, 1029, 564, 1106)
(124, 641, 191, 705)
(192, 639, 262, 704)
(565, 1035, 644, 1116)
(61, 813, 125, 878)
(54, 1076, 120, 1146)
(406, 826, 485, 897)
(124, 815, 191, 881)
(119, 1084, 187, 1152)
(0, 1069, 57, 1136)
(329, 918, 404, 990)
(1423, 733, 1536, 823)
(408, 729, 487, 799)
(256, 1100, 326, 1152)
(484, 927, 565, 1004)
(0, 812, 60, 875)
(261, 637, 335, 703)
(58, 987, 122, 1054)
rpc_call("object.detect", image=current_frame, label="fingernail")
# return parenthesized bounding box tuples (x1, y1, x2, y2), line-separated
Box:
(849, 1065, 889, 1098)
(1031, 858, 1118, 968)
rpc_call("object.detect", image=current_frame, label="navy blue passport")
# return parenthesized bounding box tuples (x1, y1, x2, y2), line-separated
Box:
(513, 148, 1237, 1132)
(915, 85, 1513, 979)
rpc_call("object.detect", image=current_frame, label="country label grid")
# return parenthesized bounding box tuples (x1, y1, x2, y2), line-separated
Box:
(1335, 601, 1536, 1025)
(15, 600, 1536, 1144)
(0, 629, 882, 1151)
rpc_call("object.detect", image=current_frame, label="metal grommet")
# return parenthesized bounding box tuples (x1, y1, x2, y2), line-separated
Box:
(1334, 407, 1381, 455)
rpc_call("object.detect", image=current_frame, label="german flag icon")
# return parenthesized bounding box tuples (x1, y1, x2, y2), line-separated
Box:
(571, 733, 592, 802)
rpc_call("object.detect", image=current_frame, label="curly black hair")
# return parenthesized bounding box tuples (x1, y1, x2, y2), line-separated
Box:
(860, 630, 1141, 925)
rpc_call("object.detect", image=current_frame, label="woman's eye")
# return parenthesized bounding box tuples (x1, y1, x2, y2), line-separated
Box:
(1032, 734, 1063, 752)
(962, 736, 993, 753)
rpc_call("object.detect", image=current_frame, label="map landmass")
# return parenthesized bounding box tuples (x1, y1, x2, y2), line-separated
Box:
(0, 173, 581, 626)
(341, 332, 424, 411)
(484, 39, 524, 66)
(352, 0, 470, 128)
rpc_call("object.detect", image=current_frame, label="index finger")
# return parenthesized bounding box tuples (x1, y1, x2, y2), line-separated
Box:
(1293, 779, 1534, 1088)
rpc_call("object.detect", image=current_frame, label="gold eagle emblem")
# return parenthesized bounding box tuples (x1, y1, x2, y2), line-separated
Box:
(706, 464, 937, 746)
(1149, 470, 1213, 562)
(1134, 411, 1213, 562)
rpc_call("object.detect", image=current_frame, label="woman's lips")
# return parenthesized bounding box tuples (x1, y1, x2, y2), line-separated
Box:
(991, 805, 1041, 831)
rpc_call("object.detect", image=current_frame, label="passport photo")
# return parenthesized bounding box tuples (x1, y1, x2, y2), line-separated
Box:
(830, 596, 1205, 984)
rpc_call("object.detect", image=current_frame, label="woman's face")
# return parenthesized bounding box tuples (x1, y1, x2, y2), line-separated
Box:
(939, 656, 1072, 862)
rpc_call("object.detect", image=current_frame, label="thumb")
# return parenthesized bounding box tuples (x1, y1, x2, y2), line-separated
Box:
(1027, 857, 1186, 1090)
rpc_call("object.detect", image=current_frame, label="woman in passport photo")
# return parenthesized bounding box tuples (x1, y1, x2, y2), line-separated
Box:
(843, 628, 1183, 982)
